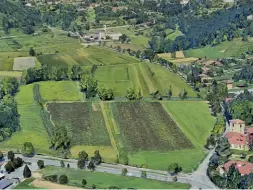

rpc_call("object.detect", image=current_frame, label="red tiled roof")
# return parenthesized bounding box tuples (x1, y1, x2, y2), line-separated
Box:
(230, 119, 245, 124)
(224, 161, 253, 175)
(226, 132, 246, 145)
(226, 98, 232, 103)
(247, 127, 253, 134)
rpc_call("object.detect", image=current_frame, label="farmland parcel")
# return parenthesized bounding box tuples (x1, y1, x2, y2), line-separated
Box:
(13, 57, 35, 71)
(47, 102, 117, 161)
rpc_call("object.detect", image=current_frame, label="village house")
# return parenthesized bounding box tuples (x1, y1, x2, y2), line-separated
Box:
(220, 161, 253, 176)
(225, 119, 253, 151)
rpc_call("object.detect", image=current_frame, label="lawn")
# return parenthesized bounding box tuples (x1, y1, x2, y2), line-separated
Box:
(184, 38, 253, 59)
(43, 166, 191, 189)
(0, 84, 52, 155)
(39, 81, 83, 102)
(14, 178, 40, 189)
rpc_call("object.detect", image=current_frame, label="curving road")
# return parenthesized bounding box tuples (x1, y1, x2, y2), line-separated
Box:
(1, 152, 217, 189)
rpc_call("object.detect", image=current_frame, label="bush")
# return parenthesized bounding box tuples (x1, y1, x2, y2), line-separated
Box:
(7, 151, 15, 161)
(23, 165, 32, 178)
(44, 175, 58, 182)
(122, 168, 128, 176)
(59, 175, 68, 184)
(13, 157, 23, 168)
(22, 142, 35, 157)
(248, 155, 253, 163)
(168, 163, 182, 174)
(0, 151, 3, 160)
(141, 171, 147, 178)
(82, 179, 87, 187)
(173, 176, 178, 182)
(60, 160, 65, 168)
(37, 160, 44, 169)
(4, 161, 15, 173)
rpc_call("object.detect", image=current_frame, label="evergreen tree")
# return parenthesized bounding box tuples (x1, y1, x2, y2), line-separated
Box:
(23, 165, 32, 178)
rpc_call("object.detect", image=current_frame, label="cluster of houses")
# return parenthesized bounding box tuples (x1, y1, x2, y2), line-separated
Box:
(226, 119, 253, 151)
(217, 119, 253, 176)
(83, 25, 122, 43)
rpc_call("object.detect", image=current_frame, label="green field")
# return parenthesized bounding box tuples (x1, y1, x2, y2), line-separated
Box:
(38, 46, 139, 67)
(111, 102, 193, 152)
(43, 166, 191, 189)
(0, 71, 22, 81)
(166, 29, 184, 40)
(0, 84, 52, 154)
(94, 63, 196, 97)
(184, 38, 253, 59)
(101, 101, 214, 172)
(39, 81, 83, 102)
(146, 63, 197, 97)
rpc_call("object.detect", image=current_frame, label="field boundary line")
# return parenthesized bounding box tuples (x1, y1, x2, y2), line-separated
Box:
(99, 102, 119, 157)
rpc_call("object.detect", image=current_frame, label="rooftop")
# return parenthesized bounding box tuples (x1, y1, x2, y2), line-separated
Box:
(230, 119, 245, 124)
(226, 132, 246, 145)
(247, 127, 253, 134)
(224, 161, 253, 175)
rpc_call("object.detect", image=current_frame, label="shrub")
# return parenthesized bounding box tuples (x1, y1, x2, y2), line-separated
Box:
(168, 163, 182, 174)
(141, 171, 147, 178)
(44, 175, 58, 182)
(5, 161, 15, 173)
(13, 157, 23, 168)
(22, 142, 35, 157)
(173, 176, 178, 182)
(0, 151, 3, 160)
(122, 168, 128, 176)
(82, 179, 87, 187)
(59, 175, 68, 184)
(23, 165, 32, 178)
(60, 160, 65, 168)
(7, 151, 15, 161)
(37, 160, 44, 169)
(248, 155, 253, 163)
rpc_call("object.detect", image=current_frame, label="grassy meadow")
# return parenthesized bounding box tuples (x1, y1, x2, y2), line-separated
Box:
(43, 166, 191, 189)
(184, 38, 253, 59)
(39, 81, 83, 102)
(94, 62, 196, 97)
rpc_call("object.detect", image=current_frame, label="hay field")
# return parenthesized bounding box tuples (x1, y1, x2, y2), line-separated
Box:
(13, 57, 35, 70)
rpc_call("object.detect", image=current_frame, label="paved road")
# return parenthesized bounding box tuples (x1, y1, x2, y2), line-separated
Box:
(1, 152, 217, 189)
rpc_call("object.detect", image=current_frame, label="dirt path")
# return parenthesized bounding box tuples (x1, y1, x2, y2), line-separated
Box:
(32, 179, 82, 189)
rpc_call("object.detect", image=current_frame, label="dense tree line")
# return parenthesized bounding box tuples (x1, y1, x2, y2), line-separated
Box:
(0, 77, 20, 142)
(228, 90, 253, 125)
(233, 60, 253, 83)
(148, 0, 253, 53)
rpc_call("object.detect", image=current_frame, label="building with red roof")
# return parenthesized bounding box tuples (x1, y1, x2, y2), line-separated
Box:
(223, 161, 253, 175)
(225, 132, 249, 151)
